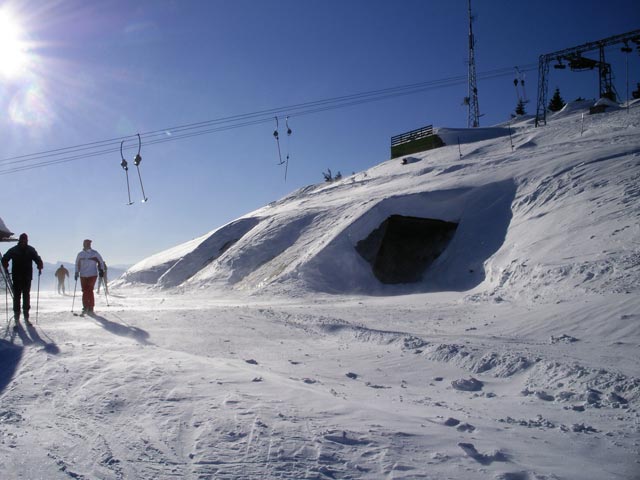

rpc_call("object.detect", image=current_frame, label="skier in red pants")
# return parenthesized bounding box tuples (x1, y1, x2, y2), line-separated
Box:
(74, 239, 105, 314)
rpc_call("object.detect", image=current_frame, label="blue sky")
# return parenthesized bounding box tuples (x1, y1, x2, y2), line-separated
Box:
(1, 0, 639, 266)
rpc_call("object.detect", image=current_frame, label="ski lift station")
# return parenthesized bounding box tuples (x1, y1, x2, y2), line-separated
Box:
(390, 124, 444, 158)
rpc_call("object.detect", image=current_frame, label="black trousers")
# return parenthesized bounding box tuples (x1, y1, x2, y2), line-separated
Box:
(12, 277, 32, 317)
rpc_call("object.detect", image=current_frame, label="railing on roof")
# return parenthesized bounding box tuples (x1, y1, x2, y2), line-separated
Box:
(390, 125, 434, 147)
(390, 124, 443, 158)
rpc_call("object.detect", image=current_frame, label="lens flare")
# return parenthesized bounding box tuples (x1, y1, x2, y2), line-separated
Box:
(9, 82, 53, 127)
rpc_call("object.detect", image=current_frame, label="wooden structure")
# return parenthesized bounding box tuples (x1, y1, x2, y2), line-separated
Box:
(390, 124, 444, 158)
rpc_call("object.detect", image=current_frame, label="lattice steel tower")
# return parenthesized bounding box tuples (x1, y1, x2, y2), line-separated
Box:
(466, 0, 480, 128)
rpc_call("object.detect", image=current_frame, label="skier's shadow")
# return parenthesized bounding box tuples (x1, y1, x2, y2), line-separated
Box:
(26, 325, 60, 355)
(7, 323, 32, 346)
(0, 339, 22, 395)
(90, 313, 152, 345)
(4, 322, 60, 355)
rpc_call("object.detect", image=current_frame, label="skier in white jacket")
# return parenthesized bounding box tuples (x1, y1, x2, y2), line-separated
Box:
(74, 239, 105, 314)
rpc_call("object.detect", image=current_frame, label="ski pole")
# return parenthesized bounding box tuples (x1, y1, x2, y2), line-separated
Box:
(36, 271, 41, 324)
(71, 277, 78, 313)
(2, 266, 14, 327)
(101, 276, 109, 307)
(4, 274, 7, 327)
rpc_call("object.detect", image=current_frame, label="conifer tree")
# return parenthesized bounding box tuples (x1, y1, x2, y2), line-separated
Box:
(515, 99, 526, 116)
(548, 87, 566, 112)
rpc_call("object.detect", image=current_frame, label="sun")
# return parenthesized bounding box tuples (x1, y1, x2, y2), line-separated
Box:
(0, 9, 31, 78)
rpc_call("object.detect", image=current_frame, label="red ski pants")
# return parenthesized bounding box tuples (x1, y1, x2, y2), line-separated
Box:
(80, 276, 97, 310)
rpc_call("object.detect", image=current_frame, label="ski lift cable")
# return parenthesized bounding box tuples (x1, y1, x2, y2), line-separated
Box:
(1, 88, 445, 173)
(1, 63, 537, 165)
(1, 64, 536, 169)
(0, 117, 278, 175)
(1, 83, 456, 174)
(0, 63, 537, 175)
(7, 63, 536, 165)
(0, 69, 523, 175)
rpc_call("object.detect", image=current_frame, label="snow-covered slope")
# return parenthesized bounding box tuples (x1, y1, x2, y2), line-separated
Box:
(117, 100, 640, 302)
(2, 100, 639, 480)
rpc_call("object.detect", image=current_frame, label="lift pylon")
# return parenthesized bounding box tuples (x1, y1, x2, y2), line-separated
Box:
(535, 29, 640, 126)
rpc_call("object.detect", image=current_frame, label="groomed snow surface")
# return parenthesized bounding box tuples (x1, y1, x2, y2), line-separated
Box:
(2, 101, 639, 479)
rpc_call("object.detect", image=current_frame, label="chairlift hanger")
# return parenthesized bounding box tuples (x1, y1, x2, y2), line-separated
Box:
(284, 116, 292, 181)
(120, 140, 134, 205)
(133, 133, 148, 203)
(119, 133, 148, 205)
(273, 116, 284, 165)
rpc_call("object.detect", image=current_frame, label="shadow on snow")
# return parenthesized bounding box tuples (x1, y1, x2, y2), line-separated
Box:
(90, 313, 152, 345)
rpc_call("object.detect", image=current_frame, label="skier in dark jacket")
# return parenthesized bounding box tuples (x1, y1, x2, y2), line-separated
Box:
(1, 233, 43, 325)
(55, 264, 69, 294)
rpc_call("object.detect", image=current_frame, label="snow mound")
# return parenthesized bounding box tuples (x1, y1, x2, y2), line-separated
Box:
(120, 102, 640, 305)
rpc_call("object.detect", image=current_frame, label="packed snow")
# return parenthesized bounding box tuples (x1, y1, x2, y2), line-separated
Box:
(1, 100, 639, 479)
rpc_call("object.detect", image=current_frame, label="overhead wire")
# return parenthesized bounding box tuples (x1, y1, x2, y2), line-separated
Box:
(0, 63, 537, 176)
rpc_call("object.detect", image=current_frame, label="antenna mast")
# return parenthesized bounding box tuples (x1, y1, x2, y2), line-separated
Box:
(467, 0, 480, 128)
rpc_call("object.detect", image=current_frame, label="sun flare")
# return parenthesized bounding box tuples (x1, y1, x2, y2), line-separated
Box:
(0, 10, 30, 78)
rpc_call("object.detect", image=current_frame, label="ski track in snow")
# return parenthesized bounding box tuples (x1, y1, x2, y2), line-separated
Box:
(1, 294, 638, 480)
